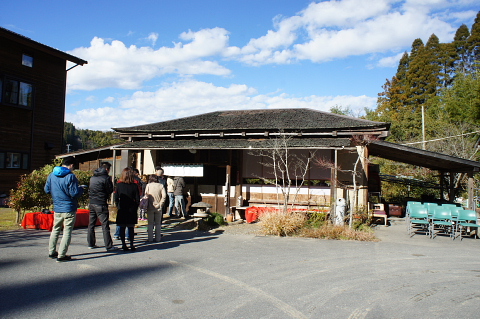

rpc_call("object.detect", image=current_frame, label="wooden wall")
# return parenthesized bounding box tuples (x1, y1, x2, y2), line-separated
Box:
(0, 34, 67, 193)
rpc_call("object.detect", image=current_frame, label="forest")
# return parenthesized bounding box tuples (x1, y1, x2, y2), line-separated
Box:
(346, 12, 480, 201)
(63, 122, 123, 153)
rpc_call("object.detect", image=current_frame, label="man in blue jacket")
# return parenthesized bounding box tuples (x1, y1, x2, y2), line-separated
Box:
(44, 156, 84, 262)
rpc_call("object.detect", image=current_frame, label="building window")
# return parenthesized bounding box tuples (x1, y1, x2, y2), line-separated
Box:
(0, 152, 29, 169)
(19, 82, 33, 106)
(3, 78, 33, 108)
(22, 54, 33, 67)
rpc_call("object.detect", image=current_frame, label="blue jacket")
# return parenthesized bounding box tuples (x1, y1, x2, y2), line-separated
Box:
(44, 166, 84, 213)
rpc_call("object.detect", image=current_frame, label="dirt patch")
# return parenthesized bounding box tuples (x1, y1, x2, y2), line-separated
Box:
(214, 221, 262, 235)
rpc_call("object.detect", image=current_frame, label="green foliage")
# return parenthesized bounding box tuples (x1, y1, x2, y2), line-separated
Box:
(9, 162, 92, 219)
(206, 212, 227, 226)
(305, 211, 328, 228)
(366, 14, 480, 203)
(371, 15, 480, 143)
(63, 122, 123, 152)
(330, 105, 353, 116)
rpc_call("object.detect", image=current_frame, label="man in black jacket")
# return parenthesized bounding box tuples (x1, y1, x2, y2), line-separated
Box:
(87, 162, 116, 251)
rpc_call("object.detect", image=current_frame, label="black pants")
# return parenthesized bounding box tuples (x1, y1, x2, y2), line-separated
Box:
(87, 204, 113, 249)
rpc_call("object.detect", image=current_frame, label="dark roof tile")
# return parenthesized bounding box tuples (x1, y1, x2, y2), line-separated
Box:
(113, 108, 388, 133)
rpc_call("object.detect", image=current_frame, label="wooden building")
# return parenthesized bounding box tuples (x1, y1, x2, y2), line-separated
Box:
(0, 27, 87, 194)
(57, 108, 480, 215)
(111, 108, 391, 214)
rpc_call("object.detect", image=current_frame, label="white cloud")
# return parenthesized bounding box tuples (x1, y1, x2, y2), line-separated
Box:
(66, 1, 476, 92)
(231, 0, 468, 65)
(377, 52, 406, 68)
(104, 96, 115, 103)
(146, 32, 159, 46)
(67, 80, 376, 130)
(67, 28, 232, 91)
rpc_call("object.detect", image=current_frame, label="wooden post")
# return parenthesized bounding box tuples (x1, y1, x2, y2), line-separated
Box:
(468, 171, 474, 210)
(439, 171, 444, 200)
(449, 172, 455, 202)
(225, 164, 231, 218)
(111, 149, 117, 204)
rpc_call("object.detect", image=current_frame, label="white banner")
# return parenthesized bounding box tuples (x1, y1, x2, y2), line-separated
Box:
(162, 164, 204, 177)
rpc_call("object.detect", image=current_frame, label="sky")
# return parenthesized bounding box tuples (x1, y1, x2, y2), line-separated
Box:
(2, 0, 479, 131)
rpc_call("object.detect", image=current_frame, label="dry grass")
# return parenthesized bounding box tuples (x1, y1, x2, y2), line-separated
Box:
(0, 208, 21, 231)
(255, 208, 377, 241)
(298, 225, 378, 241)
(259, 211, 307, 236)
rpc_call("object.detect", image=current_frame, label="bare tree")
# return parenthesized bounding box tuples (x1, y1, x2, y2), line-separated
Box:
(315, 135, 377, 227)
(249, 132, 316, 213)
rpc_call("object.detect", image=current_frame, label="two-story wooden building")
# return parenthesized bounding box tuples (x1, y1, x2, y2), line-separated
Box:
(0, 27, 87, 194)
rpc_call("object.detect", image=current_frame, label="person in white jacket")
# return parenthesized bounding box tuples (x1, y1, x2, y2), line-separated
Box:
(145, 175, 166, 242)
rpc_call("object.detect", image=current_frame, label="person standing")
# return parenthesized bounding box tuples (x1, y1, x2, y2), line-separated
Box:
(173, 176, 188, 218)
(44, 156, 84, 262)
(87, 162, 116, 251)
(145, 175, 166, 242)
(155, 166, 168, 216)
(115, 167, 140, 251)
(166, 175, 175, 217)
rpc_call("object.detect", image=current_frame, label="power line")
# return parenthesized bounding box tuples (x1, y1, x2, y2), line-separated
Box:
(402, 130, 480, 146)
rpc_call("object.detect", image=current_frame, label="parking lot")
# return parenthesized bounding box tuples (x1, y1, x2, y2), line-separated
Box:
(1, 218, 479, 318)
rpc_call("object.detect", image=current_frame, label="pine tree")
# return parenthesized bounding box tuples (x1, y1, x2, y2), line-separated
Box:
(454, 24, 470, 73)
(467, 12, 480, 72)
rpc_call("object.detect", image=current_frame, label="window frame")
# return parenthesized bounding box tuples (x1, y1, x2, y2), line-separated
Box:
(0, 75, 34, 110)
(0, 151, 30, 170)
(22, 54, 34, 67)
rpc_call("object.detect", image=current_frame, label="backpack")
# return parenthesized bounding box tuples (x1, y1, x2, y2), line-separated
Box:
(139, 195, 149, 211)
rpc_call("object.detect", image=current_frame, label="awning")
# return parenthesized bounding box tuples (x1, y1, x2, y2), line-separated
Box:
(110, 138, 353, 150)
(368, 140, 480, 173)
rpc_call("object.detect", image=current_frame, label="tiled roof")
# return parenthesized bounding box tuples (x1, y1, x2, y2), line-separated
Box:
(0, 27, 87, 65)
(113, 108, 389, 133)
(111, 138, 353, 150)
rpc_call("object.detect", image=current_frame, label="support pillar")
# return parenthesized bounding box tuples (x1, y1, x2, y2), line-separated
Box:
(468, 171, 474, 210)
(225, 165, 231, 218)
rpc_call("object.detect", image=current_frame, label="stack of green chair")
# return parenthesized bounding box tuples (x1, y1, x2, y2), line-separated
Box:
(430, 206, 454, 239)
(455, 210, 480, 240)
(408, 206, 430, 237)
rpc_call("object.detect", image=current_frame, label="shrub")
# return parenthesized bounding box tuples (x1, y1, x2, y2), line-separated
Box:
(305, 211, 329, 228)
(298, 225, 377, 241)
(205, 212, 227, 226)
(9, 161, 92, 223)
(259, 210, 307, 236)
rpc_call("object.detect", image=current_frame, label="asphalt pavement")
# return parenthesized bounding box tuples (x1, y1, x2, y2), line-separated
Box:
(1, 218, 480, 319)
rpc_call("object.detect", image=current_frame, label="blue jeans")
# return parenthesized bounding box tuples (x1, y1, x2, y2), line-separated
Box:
(168, 192, 175, 215)
(174, 195, 187, 217)
(114, 225, 131, 238)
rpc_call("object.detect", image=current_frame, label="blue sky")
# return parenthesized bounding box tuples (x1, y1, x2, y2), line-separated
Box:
(2, 0, 479, 130)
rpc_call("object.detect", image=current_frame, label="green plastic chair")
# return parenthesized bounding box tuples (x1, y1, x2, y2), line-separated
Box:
(406, 201, 423, 230)
(408, 206, 430, 237)
(455, 210, 480, 240)
(430, 207, 454, 239)
(424, 202, 440, 218)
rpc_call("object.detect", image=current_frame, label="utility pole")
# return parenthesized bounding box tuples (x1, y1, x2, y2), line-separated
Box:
(421, 105, 426, 150)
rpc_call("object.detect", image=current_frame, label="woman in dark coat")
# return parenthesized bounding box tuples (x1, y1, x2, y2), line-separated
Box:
(115, 167, 140, 251)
